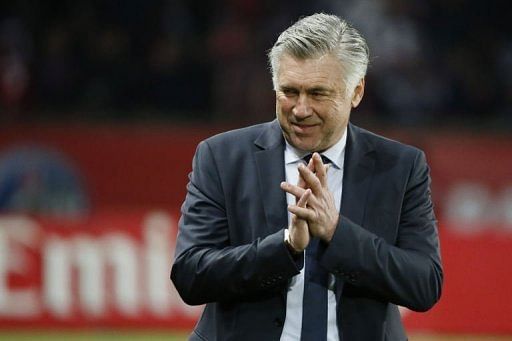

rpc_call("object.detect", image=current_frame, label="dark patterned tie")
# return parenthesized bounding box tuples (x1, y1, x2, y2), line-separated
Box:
(302, 153, 331, 167)
(301, 154, 330, 341)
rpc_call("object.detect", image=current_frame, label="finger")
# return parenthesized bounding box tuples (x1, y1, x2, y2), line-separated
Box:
(298, 163, 322, 194)
(296, 188, 311, 207)
(297, 188, 320, 212)
(288, 205, 314, 220)
(280, 181, 306, 198)
(313, 153, 328, 188)
(308, 156, 315, 171)
(298, 157, 314, 189)
(297, 172, 305, 189)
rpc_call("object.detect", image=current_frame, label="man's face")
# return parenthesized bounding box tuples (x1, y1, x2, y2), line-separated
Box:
(275, 53, 364, 152)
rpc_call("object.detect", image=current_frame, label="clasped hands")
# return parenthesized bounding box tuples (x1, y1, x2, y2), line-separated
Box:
(280, 152, 339, 252)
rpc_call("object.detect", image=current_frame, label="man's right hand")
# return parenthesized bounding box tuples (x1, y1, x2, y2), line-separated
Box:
(287, 188, 311, 252)
(281, 156, 317, 252)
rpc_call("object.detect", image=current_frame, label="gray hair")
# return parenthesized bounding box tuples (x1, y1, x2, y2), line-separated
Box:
(268, 13, 369, 95)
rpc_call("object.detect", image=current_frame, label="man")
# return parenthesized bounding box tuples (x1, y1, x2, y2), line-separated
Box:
(171, 13, 443, 341)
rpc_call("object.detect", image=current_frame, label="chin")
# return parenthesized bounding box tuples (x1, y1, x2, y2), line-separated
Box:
(285, 132, 320, 151)
(292, 140, 317, 152)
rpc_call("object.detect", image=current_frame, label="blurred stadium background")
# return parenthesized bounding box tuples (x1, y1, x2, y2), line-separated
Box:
(0, 1, 510, 340)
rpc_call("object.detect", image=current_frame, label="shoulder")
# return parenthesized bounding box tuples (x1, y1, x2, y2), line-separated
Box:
(204, 121, 273, 146)
(350, 125, 430, 191)
(351, 124, 424, 159)
(199, 121, 280, 157)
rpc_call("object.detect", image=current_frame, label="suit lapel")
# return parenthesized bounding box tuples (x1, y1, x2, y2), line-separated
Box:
(336, 123, 376, 302)
(340, 123, 376, 226)
(254, 120, 288, 235)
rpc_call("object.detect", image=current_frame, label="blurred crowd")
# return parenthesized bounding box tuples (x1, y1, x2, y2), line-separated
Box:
(0, 0, 510, 129)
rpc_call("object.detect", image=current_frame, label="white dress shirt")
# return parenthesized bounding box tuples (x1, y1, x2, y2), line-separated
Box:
(280, 130, 347, 341)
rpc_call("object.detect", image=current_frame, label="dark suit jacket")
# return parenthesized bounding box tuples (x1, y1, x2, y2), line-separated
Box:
(171, 120, 443, 341)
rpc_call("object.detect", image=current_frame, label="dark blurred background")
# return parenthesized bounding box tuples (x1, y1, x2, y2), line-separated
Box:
(0, 0, 510, 128)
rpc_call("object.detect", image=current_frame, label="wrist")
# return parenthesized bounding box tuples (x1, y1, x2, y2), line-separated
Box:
(284, 229, 301, 254)
(323, 216, 339, 242)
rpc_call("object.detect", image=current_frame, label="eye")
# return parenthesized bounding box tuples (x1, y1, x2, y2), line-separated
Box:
(311, 91, 328, 98)
(308, 88, 330, 98)
(281, 87, 299, 97)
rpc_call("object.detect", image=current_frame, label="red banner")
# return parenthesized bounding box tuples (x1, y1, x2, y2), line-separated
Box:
(0, 211, 512, 333)
(0, 210, 199, 329)
(401, 227, 512, 334)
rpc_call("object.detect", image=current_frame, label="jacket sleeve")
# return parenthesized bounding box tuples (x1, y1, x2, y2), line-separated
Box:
(170, 140, 302, 305)
(321, 150, 443, 312)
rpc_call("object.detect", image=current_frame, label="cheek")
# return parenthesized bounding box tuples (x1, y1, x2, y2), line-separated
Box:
(277, 96, 294, 112)
(328, 100, 349, 119)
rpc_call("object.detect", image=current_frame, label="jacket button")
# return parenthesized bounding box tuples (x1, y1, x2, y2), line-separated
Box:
(273, 318, 284, 327)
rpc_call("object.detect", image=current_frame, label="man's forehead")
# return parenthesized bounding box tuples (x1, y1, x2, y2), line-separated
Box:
(277, 53, 344, 88)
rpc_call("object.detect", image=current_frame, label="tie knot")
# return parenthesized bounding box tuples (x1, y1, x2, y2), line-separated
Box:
(303, 153, 331, 165)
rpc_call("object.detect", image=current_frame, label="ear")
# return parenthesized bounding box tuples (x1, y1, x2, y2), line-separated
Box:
(351, 78, 365, 108)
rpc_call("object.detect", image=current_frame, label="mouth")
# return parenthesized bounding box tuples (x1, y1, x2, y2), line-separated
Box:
(291, 122, 319, 134)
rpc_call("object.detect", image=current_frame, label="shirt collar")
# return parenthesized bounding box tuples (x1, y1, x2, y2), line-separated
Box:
(284, 128, 347, 169)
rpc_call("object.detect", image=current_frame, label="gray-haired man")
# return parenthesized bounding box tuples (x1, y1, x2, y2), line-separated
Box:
(171, 13, 443, 340)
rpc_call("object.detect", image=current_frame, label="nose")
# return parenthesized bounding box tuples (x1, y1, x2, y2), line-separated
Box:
(292, 93, 312, 118)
